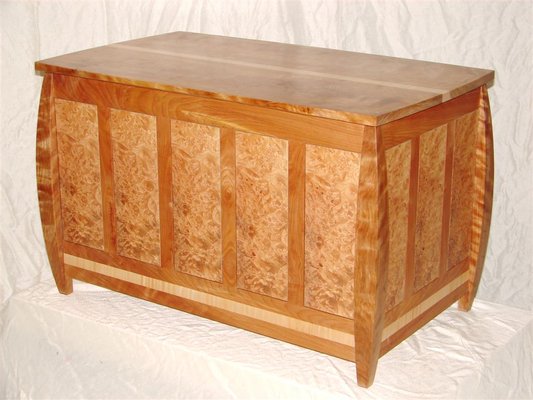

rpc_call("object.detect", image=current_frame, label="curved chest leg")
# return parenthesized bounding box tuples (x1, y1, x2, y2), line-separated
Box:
(353, 126, 388, 387)
(458, 85, 494, 311)
(36, 73, 73, 294)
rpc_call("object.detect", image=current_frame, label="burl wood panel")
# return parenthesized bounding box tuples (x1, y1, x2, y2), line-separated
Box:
(55, 99, 104, 249)
(110, 109, 161, 265)
(414, 125, 447, 290)
(384, 141, 411, 309)
(235, 132, 288, 300)
(304, 145, 360, 318)
(448, 111, 477, 268)
(171, 120, 222, 281)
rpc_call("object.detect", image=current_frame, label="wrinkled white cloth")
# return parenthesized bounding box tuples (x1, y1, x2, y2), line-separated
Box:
(1, 281, 532, 399)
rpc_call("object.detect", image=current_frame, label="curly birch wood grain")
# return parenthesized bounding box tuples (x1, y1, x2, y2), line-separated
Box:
(171, 120, 222, 281)
(236, 132, 288, 300)
(353, 126, 388, 388)
(36, 74, 73, 294)
(110, 109, 161, 265)
(55, 99, 104, 249)
(414, 125, 447, 290)
(304, 145, 360, 318)
(385, 141, 411, 309)
(458, 86, 494, 310)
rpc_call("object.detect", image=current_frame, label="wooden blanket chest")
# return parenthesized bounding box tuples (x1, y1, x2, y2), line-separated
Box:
(35, 32, 494, 387)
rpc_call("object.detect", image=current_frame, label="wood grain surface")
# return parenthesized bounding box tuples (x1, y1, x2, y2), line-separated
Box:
(220, 128, 238, 289)
(288, 141, 306, 305)
(353, 126, 388, 388)
(384, 141, 411, 309)
(381, 281, 468, 356)
(171, 120, 222, 281)
(55, 99, 104, 249)
(235, 132, 289, 300)
(304, 145, 360, 318)
(110, 109, 161, 265)
(448, 111, 477, 269)
(439, 123, 456, 277)
(64, 253, 356, 356)
(414, 125, 447, 290)
(382, 271, 469, 341)
(156, 117, 173, 270)
(66, 261, 356, 362)
(36, 32, 494, 125)
(380, 88, 480, 149)
(97, 106, 117, 255)
(53, 74, 362, 152)
(458, 86, 494, 311)
(384, 258, 469, 326)
(36, 74, 73, 294)
(64, 239, 354, 334)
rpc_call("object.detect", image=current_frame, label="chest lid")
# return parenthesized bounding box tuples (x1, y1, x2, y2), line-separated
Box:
(35, 31, 494, 126)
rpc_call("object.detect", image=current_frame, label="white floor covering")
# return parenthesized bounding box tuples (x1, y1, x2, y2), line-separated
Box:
(1, 281, 532, 399)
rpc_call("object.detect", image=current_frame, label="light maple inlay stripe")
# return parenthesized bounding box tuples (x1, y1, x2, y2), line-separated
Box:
(110, 44, 446, 95)
(382, 271, 469, 340)
(55, 99, 104, 250)
(64, 253, 353, 347)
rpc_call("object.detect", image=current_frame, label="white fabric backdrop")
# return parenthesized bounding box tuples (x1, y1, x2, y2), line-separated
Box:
(0, 0, 531, 312)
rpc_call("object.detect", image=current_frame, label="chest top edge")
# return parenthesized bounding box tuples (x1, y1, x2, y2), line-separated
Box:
(35, 31, 494, 126)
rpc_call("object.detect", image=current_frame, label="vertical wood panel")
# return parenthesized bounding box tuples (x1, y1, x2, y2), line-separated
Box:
(448, 111, 477, 269)
(55, 99, 104, 250)
(288, 141, 305, 305)
(384, 141, 411, 310)
(235, 132, 288, 300)
(304, 145, 360, 318)
(111, 109, 161, 265)
(171, 120, 222, 281)
(221, 128, 237, 289)
(414, 125, 447, 290)
(36, 74, 72, 294)
(157, 117, 173, 270)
